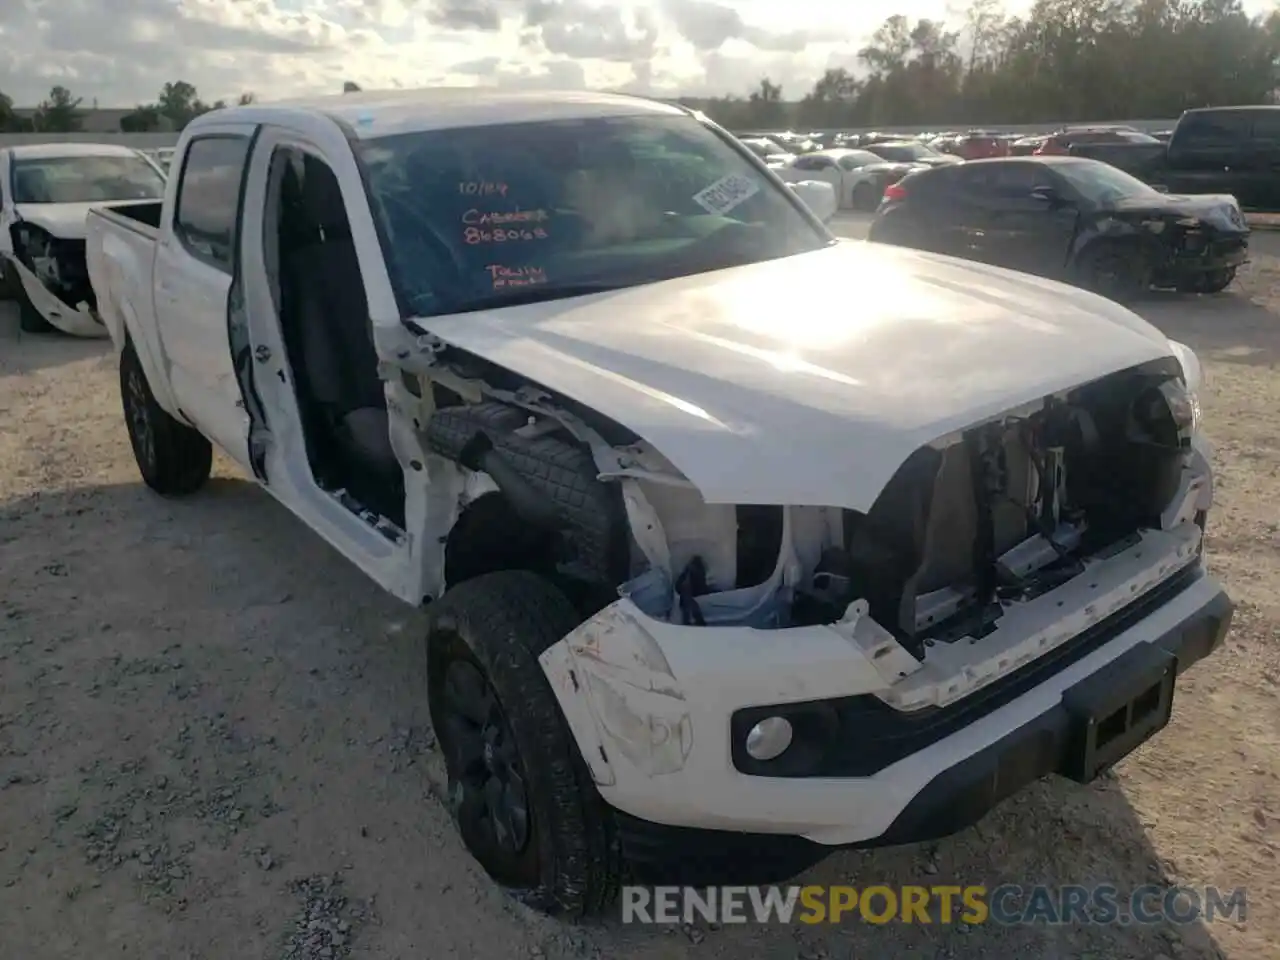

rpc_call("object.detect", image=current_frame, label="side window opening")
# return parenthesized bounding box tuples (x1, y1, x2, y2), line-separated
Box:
(1249, 111, 1280, 142)
(1177, 113, 1249, 147)
(991, 164, 1054, 196)
(174, 136, 250, 271)
(794, 155, 829, 171)
(266, 146, 405, 528)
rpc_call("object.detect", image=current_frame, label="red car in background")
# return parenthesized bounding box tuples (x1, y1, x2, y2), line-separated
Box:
(1035, 126, 1161, 155)
(951, 131, 1010, 159)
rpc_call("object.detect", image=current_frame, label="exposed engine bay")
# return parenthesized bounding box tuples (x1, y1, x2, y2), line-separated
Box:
(9, 223, 97, 314)
(414, 347, 1200, 663)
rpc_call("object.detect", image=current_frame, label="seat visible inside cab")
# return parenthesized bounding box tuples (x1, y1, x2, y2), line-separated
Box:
(273, 151, 405, 527)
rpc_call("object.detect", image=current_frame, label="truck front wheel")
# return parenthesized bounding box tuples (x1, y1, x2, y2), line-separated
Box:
(425, 570, 621, 917)
(120, 342, 213, 495)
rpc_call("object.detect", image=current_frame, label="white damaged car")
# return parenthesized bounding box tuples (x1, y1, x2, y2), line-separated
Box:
(1, 143, 166, 335)
(85, 90, 1232, 916)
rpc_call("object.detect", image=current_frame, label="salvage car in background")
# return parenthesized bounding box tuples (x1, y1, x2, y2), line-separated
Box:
(1, 143, 167, 334)
(869, 157, 1248, 297)
(862, 139, 962, 168)
(774, 148, 923, 210)
(143, 147, 176, 173)
(738, 137, 794, 166)
(1009, 134, 1049, 156)
(1037, 126, 1162, 155)
(949, 130, 1010, 159)
(87, 90, 1230, 917)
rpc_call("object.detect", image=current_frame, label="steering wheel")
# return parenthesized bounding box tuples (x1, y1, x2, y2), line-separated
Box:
(376, 189, 471, 304)
(684, 218, 773, 258)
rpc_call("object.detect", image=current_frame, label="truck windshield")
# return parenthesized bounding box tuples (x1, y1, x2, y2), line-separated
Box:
(354, 114, 831, 318)
(11, 155, 165, 204)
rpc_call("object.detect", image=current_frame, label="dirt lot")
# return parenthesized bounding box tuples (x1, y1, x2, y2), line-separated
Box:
(1, 231, 1277, 960)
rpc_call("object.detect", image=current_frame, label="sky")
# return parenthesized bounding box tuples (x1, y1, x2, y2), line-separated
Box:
(0, 0, 1274, 108)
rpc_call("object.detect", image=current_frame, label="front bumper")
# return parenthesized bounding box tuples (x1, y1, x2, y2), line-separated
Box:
(1169, 233, 1248, 275)
(870, 566, 1230, 846)
(4, 251, 107, 338)
(608, 564, 1231, 883)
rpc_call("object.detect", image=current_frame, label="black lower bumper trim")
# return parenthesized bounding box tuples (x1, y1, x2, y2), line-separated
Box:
(614, 576, 1233, 882)
(860, 577, 1231, 848)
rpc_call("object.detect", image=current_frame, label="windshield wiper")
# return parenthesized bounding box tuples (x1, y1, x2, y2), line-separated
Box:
(445, 282, 632, 315)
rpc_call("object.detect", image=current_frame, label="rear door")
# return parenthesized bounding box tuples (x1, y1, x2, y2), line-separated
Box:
(922, 164, 1003, 260)
(1165, 111, 1251, 200)
(153, 123, 260, 474)
(879, 165, 979, 256)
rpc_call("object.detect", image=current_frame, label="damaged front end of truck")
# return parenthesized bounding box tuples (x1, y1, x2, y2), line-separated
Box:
(381, 325, 1216, 815)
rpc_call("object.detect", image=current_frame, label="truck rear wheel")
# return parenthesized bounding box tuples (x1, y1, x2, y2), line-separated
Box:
(120, 342, 213, 495)
(425, 570, 620, 917)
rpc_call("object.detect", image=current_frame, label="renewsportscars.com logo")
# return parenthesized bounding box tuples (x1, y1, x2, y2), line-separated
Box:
(621, 885, 1248, 926)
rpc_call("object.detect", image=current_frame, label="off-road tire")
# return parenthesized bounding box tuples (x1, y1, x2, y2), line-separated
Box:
(120, 342, 213, 495)
(1176, 267, 1236, 294)
(426, 570, 621, 917)
(1076, 239, 1150, 302)
(851, 181, 880, 212)
(14, 281, 55, 333)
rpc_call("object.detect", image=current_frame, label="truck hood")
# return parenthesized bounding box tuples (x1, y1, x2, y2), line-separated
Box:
(14, 200, 156, 240)
(413, 242, 1176, 512)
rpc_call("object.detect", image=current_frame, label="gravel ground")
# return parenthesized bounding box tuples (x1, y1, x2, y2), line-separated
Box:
(1, 229, 1277, 959)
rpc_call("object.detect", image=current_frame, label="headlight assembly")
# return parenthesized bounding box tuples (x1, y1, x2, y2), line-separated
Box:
(1167, 340, 1204, 435)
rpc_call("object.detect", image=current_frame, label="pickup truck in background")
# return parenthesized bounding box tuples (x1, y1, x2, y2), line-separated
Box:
(1071, 105, 1280, 210)
(85, 90, 1231, 918)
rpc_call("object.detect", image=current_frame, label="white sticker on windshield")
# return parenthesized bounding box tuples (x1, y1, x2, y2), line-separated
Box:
(692, 174, 760, 215)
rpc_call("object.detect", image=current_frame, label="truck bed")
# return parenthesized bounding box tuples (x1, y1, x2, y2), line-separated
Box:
(85, 201, 160, 356)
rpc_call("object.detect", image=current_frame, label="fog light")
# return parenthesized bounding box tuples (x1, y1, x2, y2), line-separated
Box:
(745, 716, 793, 761)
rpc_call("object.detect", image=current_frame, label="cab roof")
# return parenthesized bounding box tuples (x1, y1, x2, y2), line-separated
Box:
(208, 88, 690, 140)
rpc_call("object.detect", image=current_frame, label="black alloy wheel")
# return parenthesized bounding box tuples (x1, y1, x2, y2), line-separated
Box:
(124, 358, 158, 474)
(1078, 240, 1149, 302)
(436, 655, 534, 873)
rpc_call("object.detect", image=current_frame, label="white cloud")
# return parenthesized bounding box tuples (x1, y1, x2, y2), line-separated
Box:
(0, 0, 1275, 107)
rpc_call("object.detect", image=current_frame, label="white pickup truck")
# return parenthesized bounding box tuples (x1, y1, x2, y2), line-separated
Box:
(86, 89, 1233, 918)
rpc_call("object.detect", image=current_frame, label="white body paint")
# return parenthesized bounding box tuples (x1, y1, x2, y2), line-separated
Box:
(84, 89, 1227, 845)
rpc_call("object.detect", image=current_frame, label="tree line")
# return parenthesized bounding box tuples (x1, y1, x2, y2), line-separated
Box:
(690, 0, 1280, 130)
(0, 79, 367, 134)
(0, 82, 256, 133)
(3, 0, 1277, 136)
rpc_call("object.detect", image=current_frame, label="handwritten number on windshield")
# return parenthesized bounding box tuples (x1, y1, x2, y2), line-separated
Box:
(458, 181, 508, 197)
(461, 208, 550, 245)
(464, 226, 549, 244)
